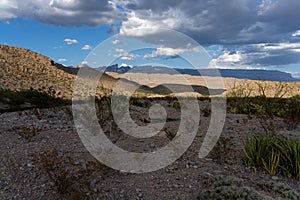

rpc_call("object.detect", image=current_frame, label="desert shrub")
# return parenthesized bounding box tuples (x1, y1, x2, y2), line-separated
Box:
(195, 175, 264, 200)
(257, 181, 300, 199)
(171, 101, 181, 109)
(13, 125, 41, 141)
(34, 148, 104, 197)
(226, 81, 253, 114)
(201, 106, 211, 117)
(95, 96, 118, 135)
(282, 95, 300, 130)
(164, 129, 177, 140)
(209, 136, 235, 164)
(228, 81, 292, 134)
(243, 135, 300, 181)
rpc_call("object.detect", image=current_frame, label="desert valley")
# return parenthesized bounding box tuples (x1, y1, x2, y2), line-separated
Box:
(0, 44, 300, 199)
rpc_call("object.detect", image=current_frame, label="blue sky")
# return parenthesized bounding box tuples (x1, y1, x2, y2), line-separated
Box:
(1, 0, 300, 78)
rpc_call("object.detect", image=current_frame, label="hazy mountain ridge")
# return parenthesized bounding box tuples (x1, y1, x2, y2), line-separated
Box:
(99, 65, 299, 82)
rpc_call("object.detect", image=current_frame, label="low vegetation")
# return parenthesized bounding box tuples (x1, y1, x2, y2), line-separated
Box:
(0, 87, 69, 112)
(208, 136, 236, 164)
(195, 175, 264, 200)
(243, 135, 300, 181)
(13, 125, 41, 141)
(34, 148, 105, 198)
(227, 81, 300, 132)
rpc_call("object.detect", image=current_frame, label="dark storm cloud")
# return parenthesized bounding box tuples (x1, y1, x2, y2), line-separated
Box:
(0, 0, 125, 27)
(2, 0, 300, 67)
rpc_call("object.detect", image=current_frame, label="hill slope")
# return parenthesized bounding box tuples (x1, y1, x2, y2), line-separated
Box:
(0, 44, 76, 99)
(0, 45, 149, 99)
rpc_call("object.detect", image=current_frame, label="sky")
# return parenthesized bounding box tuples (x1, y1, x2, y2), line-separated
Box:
(1, 0, 300, 78)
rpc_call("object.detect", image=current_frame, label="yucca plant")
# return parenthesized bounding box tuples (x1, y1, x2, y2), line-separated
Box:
(244, 135, 300, 181)
(262, 150, 281, 176)
(279, 140, 300, 181)
(243, 135, 273, 167)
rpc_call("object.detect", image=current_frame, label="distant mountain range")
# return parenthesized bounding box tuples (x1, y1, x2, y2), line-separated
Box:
(0, 43, 299, 101)
(0, 44, 223, 98)
(98, 64, 300, 82)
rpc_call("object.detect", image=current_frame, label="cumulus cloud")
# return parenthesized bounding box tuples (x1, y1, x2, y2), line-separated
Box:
(209, 42, 300, 69)
(0, 0, 124, 26)
(64, 38, 78, 45)
(117, 0, 300, 68)
(81, 44, 92, 50)
(114, 48, 137, 61)
(143, 47, 202, 59)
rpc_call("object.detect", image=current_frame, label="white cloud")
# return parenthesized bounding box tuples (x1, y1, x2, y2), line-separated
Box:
(290, 72, 300, 79)
(208, 51, 251, 69)
(209, 41, 300, 68)
(259, 42, 300, 51)
(112, 40, 123, 45)
(115, 48, 126, 53)
(58, 58, 67, 62)
(155, 47, 185, 57)
(292, 30, 300, 37)
(114, 48, 137, 61)
(81, 44, 92, 50)
(144, 47, 184, 59)
(144, 46, 202, 59)
(120, 55, 136, 61)
(64, 38, 78, 45)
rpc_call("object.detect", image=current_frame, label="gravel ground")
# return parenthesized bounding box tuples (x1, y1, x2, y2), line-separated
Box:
(0, 100, 299, 199)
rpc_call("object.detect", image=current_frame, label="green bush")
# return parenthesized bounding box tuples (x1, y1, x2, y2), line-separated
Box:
(243, 135, 277, 167)
(171, 101, 181, 109)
